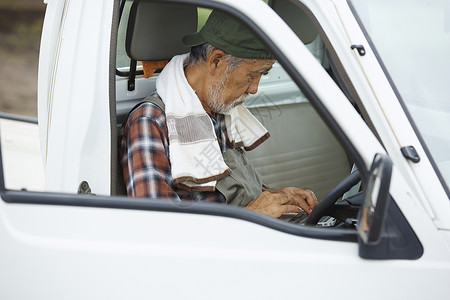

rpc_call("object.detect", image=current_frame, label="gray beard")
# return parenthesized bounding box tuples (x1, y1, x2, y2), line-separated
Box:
(207, 72, 248, 114)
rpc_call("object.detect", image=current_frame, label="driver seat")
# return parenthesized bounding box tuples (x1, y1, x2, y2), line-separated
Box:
(114, 0, 198, 196)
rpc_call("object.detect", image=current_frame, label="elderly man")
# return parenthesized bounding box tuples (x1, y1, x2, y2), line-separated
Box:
(119, 10, 317, 218)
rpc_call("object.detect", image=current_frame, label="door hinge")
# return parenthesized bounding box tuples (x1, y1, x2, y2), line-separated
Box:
(78, 181, 96, 195)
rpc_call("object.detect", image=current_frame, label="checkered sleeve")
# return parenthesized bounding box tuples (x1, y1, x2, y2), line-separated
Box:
(119, 103, 179, 200)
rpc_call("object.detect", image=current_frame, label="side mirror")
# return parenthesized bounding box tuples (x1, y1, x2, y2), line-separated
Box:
(358, 153, 392, 244)
(357, 153, 423, 260)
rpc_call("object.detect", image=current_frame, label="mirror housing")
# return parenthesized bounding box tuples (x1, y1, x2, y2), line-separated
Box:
(358, 153, 392, 244)
(357, 153, 423, 260)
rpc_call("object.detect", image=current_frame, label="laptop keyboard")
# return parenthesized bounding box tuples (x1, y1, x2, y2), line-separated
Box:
(280, 212, 338, 227)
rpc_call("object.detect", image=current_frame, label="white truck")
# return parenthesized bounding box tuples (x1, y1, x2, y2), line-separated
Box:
(1, 0, 450, 299)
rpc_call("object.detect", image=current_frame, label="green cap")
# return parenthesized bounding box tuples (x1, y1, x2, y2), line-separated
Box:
(183, 10, 274, 59)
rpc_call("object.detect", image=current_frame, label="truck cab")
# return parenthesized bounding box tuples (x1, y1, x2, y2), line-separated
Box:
(1, 0, 450, 298)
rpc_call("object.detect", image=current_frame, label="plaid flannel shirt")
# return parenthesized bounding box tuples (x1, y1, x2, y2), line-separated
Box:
(119, 101, 230, 203)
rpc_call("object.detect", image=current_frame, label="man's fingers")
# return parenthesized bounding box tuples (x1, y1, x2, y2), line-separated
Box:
(275, 187, 316, 214)
(291, 188, 318, 211)
(270, 205, 303, 218)
(304, 190, 318, 208)
(295, 198, 313, 214)
(248, 188, 318, 218)
(280, 205, 303, 214)
(278, 194, 295, 205)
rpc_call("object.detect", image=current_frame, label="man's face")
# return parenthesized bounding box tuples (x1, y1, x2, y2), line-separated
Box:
(208, 58, 275, 114)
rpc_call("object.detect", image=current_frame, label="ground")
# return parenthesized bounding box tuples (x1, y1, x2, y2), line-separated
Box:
(0, 1, 46, 117)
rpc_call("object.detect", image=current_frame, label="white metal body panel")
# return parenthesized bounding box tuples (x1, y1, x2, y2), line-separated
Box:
(38, 0, 67, 162)
(39, 0, 114, 195)
(0, 198, 449, 300)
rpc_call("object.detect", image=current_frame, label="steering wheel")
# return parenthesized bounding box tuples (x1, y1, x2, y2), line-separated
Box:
(305, 170, 361, 226)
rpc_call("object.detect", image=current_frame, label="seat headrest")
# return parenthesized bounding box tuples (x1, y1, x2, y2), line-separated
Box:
(126, 1, 198, 61)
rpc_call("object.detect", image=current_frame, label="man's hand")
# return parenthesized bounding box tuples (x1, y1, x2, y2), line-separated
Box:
(245, 187, 318, 218)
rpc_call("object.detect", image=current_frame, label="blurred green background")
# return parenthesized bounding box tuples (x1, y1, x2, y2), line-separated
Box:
(0, 0, 46, 117)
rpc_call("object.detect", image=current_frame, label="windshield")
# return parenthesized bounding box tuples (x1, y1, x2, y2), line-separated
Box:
(350, 0, 450, 190)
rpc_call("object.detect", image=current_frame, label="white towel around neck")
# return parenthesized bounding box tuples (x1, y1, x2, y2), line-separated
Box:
(156, 54, 269, 191)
